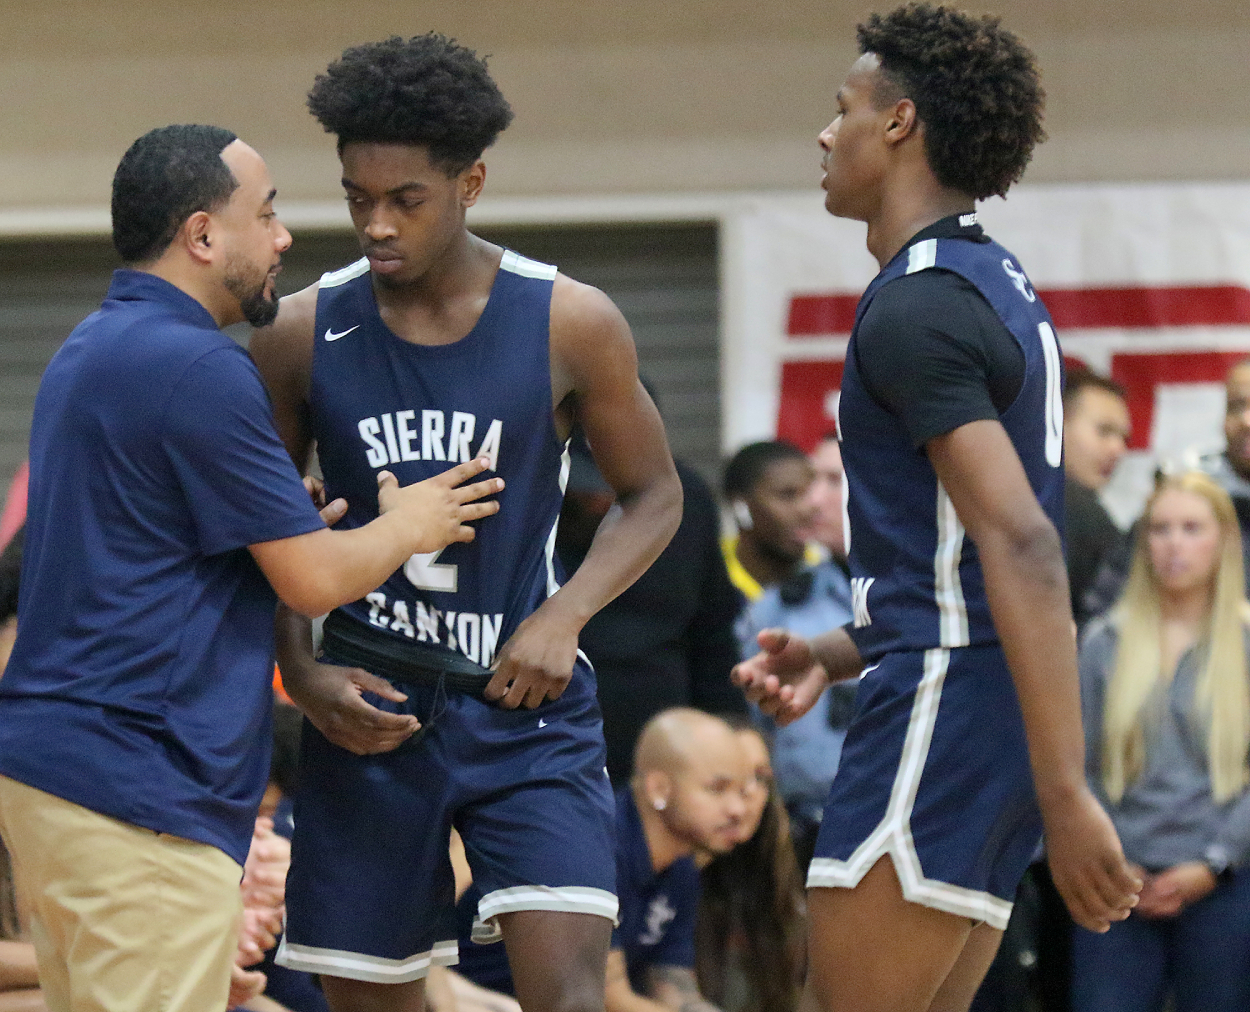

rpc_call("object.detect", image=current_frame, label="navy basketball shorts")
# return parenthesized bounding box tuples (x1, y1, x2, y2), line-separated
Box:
(275, 658, 618, 984)
(808, 643, 1041, 929)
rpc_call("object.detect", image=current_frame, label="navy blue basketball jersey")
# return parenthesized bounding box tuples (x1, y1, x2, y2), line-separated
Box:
(839, 234, 1065, 661)
(310, 250, 568, 667)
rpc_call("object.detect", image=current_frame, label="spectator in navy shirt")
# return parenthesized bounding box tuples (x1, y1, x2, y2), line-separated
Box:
(0, 125, 503, 1012)
(456, 709, 749, 1012)
(605, 709, 750, 1012)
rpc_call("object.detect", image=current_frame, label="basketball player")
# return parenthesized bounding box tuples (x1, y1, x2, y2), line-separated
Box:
(249, 35, 682, 1012)
(734, 7, 1141, 1011)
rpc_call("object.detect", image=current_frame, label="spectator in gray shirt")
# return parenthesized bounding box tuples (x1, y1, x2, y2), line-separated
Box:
(1075, 470, 1250, 1012)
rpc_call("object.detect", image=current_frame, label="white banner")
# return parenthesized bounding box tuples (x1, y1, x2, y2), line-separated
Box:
(720, 183, 1250, 524)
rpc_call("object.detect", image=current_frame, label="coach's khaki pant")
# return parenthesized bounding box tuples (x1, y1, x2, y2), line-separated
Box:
(0, 775, 243, 1012)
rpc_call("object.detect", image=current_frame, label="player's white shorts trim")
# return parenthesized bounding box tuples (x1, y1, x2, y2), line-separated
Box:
(274, 936, 458, 984)
(471, 885, 620, 943)
(806, 647, 1015, 930)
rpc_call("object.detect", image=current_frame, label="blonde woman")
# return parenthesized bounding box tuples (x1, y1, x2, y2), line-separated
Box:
(1076, 471, 1250, 1011)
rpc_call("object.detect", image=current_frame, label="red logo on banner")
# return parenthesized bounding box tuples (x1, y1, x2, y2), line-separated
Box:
(777, 284, 1250, 452)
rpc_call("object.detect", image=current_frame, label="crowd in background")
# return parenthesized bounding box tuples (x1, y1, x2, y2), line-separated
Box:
(0, 356, 1249, 1012)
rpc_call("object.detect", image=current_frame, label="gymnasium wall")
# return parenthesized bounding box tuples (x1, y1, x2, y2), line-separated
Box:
(3, 0, 1249, 228)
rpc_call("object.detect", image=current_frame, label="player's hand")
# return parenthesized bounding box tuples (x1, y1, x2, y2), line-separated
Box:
(1135, 862, 1216, 919)
(1042, 785, 1141, 932)
(484, 609, 580, 709)
(228, 962, 267, 1008)
(732, 629, 831, 726)
(377, 459, 504, 555)
(281, 657, 420, 755)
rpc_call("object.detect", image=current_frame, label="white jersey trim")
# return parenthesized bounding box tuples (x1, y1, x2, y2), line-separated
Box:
(319, 257, 370, 289)
(907, 239, 938, 274)
(805, 648, 1015, 930)
(471, 885, 620, 943)
(934, 483, 970, 648)
(275, 937, 458, 984)
(542, 442, 572, 599)
(500, 249, 558, 281)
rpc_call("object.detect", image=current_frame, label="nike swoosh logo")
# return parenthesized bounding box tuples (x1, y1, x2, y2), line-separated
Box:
(324, 325, 360, 342)
(538, 718, 548, 728)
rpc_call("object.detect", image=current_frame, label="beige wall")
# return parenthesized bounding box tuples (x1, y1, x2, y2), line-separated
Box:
(4, 0, 1250, 228)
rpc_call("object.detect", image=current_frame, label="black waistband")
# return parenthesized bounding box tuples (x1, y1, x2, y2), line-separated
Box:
(321, 610, 495, 700)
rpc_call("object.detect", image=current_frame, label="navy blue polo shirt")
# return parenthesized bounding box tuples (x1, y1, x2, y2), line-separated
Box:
(0, 270, 324, 865)
(614, 788, 700, 990)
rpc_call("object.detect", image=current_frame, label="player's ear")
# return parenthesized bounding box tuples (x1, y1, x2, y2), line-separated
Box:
(883, 97, 918, 145)
(459, 160, 486, 209)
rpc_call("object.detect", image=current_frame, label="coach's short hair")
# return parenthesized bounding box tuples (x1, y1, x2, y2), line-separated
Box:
(858, 3, 1046, 200)
(307, 34, 514, 175)
(110, 125, 240, 265)
(723, 441, 809, 500)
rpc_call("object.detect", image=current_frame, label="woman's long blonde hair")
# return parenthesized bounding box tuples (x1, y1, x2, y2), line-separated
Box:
(1103, 471, 1250, 804)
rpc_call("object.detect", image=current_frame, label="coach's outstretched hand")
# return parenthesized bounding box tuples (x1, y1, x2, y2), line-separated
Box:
(733, 629, 831, 726)
(1042, 785, 1141, 933)
(377, 457, 504, 555)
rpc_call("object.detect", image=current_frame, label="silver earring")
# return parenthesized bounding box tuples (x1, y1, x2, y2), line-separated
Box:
(653, 797, 667, 811)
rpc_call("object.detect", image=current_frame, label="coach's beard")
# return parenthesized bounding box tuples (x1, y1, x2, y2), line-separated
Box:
(224, 256, 281, 328)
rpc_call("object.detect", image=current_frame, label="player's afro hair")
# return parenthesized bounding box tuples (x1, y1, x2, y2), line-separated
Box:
(858, 4, 1046, 200)
(307, 34, 514, 176)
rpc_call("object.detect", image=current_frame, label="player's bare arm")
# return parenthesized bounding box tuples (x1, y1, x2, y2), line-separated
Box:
(483, 275, 683, 709)
(925, 417, 1141, 933)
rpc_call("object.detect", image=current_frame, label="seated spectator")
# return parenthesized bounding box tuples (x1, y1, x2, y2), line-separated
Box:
(696, 721, 803, 1012)
(1063, 366, 1130, 629)
(558, 430, 746, 784)
(0, 528, 21, 676)
(1074, 471, 1250, 1012)
(805, 434, 845, 563)
(729, 441, 854, 865)
(455, 709, 749, 1012)
(0, 845, 42, 1012)
(1195, 357, 1250, 580)
(0, 528, 41, 1012)
(242, 701, 327, 1012)
(721, 442, 818, 602)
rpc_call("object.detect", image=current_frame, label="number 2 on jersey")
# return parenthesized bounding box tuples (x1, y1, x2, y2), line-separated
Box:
(405, 549, 458, 593)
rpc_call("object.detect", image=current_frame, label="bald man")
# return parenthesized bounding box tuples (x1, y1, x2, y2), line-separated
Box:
(599, 709, 747, 1012)
(454, 709, 749, 1010)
